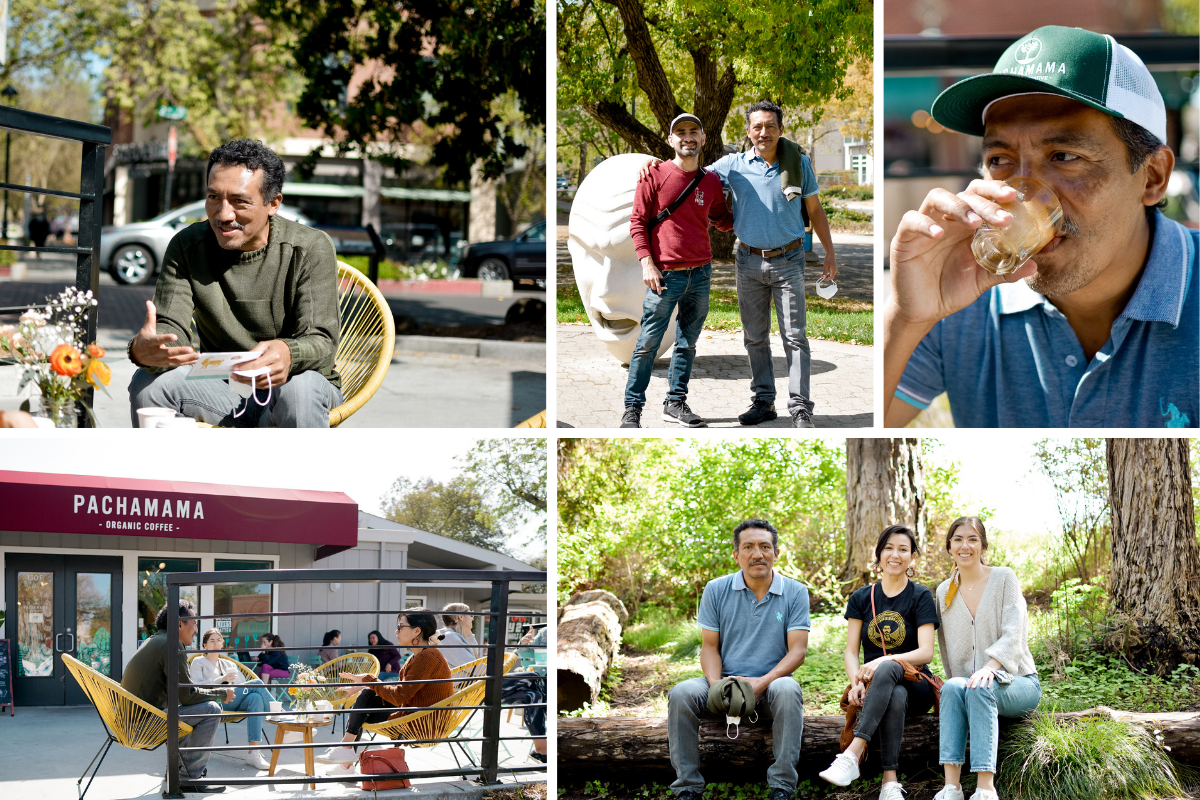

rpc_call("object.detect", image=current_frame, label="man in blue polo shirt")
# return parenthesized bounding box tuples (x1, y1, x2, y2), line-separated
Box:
(711, 101, 839, 428)
(884, 26, 1198, 428)
(667, 519, 809, 800)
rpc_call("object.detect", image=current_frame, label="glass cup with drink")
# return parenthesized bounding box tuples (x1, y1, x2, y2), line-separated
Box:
(971, 176, 1063, 274)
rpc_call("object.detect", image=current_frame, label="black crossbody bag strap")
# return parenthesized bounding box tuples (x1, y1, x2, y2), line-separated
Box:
(648, 168, 706, 231)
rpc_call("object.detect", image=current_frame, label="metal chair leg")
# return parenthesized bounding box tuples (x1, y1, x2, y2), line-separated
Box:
(78, 736, 115, 800)
(224, 723, 230, 745)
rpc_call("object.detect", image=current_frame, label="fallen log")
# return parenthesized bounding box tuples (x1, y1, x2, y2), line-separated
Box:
(558, 708, 1200, 780)
(557, 590, 628, 712)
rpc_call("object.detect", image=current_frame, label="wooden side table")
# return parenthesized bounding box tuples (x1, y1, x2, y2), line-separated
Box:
(266, 714, 335, 790)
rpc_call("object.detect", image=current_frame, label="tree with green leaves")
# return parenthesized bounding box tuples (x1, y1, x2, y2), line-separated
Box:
(382, 475, 510, 553)
(254, 0, 545, 184)
(458, 438, 547, 545)
(1034, 438, 1110, 585)
(557, 0, 872, 168)
(76, 0, 300, 153)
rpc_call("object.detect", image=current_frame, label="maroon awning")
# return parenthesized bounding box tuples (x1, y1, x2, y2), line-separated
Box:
(0, 470, 358, 559)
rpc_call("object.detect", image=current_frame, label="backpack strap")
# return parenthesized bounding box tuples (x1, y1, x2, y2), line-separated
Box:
(870, 583, 887, 657)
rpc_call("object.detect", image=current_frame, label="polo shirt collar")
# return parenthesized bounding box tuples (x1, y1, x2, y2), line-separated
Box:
(743, 150, 777, 169)
(993, 211, 1189, 327)
(733, 569, 784, 595)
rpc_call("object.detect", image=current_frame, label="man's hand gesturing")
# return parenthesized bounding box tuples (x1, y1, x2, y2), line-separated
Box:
(130, 301, 199, 368)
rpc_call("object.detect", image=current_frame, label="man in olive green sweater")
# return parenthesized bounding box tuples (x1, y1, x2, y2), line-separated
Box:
(123, 601, 234, 792)
(127, 139, 342, 427)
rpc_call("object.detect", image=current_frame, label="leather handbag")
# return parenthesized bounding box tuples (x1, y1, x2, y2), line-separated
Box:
(360, 748, 412, 792)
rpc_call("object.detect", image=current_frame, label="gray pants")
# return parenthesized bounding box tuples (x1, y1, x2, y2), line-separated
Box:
(668, 676, 804, 794)
(129, 365, 342, 428)
(735, 244, 813, 416)
(178, 700, 222, 780)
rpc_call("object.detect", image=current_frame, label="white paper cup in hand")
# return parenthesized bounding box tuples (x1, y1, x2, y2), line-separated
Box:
(136, 407, 176, 428)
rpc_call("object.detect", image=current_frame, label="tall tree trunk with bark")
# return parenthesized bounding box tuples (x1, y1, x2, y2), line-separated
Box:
(1106, 438, 1200, 674)
(842, 439, 927, 592)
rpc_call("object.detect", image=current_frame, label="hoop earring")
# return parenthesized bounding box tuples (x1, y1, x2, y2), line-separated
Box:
(906, 566, 916, 578)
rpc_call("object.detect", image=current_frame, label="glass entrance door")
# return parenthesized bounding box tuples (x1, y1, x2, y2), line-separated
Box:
(4, 553, 123, 706)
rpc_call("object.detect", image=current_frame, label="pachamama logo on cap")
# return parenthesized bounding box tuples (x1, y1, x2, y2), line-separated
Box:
(929, 25, 1167, 144)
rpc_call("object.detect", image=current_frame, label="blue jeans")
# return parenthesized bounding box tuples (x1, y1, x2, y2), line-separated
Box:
(129, 366, 342, 428)
(223, 679, 272, 742)
(735, 244, 812, 415)
(623, 264, 712, 409)
(178, 700, 222, 779)
(939, 674, 1041, 773)
(668, 676, 804, 794)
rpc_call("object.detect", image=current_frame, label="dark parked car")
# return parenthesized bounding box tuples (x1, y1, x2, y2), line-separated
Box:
(459, 220, 546, 288)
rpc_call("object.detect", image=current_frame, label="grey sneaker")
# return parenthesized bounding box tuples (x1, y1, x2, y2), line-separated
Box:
(933, 785, 966, 800)
(676, 791, 704, 800)
(620, 407, 641, 428)
(791, 407, 815, 428)
(663, 400, 706, 427)
(768, 789, 793, 800)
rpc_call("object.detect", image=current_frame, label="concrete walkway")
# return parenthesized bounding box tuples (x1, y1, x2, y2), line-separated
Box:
(0, 705, 544, 800)
(556, 324, 873, 428)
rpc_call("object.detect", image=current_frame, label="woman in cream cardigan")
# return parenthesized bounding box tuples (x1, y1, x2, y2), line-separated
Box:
(934, 517, 1040, 800)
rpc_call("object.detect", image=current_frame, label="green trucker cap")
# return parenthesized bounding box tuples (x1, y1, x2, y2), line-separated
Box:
(931, 25, 1167, 143)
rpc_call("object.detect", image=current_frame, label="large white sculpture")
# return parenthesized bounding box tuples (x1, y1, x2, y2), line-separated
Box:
(569, 153, 675, 364)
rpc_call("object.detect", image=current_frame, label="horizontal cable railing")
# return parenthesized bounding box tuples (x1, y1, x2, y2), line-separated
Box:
(154, 568, 546, 798)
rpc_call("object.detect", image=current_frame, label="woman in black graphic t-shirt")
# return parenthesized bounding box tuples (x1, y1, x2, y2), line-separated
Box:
(818, 525, 939, 800)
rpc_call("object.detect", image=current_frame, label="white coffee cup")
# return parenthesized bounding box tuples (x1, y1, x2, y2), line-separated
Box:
(269, 701, 283, 714)
(136, 407, 176, 428)
(155, 416, 198, 429)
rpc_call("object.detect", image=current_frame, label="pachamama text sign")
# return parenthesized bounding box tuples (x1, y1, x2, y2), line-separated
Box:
(0, 471, 358, 556)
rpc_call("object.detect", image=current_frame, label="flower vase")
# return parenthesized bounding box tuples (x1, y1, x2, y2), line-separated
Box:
(38, 396, 78, 428)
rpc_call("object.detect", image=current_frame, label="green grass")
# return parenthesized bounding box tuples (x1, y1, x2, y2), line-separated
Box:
(823, 184, 874, 201)
(556, 285, 873, 345)
(997, 713, 1189, 800)
(821, 202, 872, 224)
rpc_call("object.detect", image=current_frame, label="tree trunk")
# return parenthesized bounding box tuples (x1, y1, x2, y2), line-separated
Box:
(558, 707, 1200, 779)
(842, 439, 927, 592)
(1106, 438, 1200, 674)
(558, 590, 629, 712)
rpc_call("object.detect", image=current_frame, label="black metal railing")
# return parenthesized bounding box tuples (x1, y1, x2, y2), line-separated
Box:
(163, 568, 546, 798)
(0, 105, 111, 426)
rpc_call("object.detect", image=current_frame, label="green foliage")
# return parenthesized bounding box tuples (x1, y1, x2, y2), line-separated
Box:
(558, 439, 847, 616)
(78, 0, 300, 153)
(820, 201, 872, 224)
(458, 439, 548, 545)
(256, 0, 544, 184)
(822, 184, 873, 201)
(383, 475, 510, 553)
(1032, 439, 1111, 588)
(997, 713, 1187, 800)
(1037, 652, 1200, 713)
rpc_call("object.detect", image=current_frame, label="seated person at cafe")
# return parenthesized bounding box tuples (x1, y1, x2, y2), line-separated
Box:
(127, 138, 342, 428)
(255, 633, 290, 682)
(367, 629, 403, 674)
(122, 601, 232, 794)
(315, 609, 452, 767)
(191, 628, 274, 770)
(320, 629, 342, 664)
(436, 603, 481, 669)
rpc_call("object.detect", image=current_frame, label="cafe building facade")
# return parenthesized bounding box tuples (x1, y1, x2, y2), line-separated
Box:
(0, 470, 546, 707)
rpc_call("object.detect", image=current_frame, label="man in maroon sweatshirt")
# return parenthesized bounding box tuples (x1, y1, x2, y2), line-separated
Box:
(621, 113, 734, 428)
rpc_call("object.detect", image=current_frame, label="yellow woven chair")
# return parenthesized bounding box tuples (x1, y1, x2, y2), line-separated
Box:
(63, 654, 195, 800)
(313, 651, 380, 734)
(360, 678, 488, 777)
(514, 410, 547, 428)
(331, 261, 395, 426)
(186, 653, 263, 743)
(189, 261, 394, 427)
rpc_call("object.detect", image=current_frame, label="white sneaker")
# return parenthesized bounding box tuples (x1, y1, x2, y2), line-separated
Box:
(246, 750, 271, 770)
(933, 785, 966, 800)
(880, 782, 906, 800)
(314, 746, 357, 765)
(818, 751, 860, 786)
(969, 790, 999, 800)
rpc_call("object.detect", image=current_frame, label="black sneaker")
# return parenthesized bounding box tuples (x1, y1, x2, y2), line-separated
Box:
(179, 784, 225, 794)
(663, 400, 706, 427)
(738, 400, 778, 426)
(791, 407, 815, 428)
(677, 791, 704, 800)
(620, 407, 642, 428)
(768, 789, 793, 800)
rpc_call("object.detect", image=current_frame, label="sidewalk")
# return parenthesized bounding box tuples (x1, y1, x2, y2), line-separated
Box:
(0, 705, 543, 800)
(556, 324, 873, 428)
(0, 330, 546, 428)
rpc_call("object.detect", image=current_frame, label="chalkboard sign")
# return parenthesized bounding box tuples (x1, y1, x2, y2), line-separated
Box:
(0, 639, 13, 715)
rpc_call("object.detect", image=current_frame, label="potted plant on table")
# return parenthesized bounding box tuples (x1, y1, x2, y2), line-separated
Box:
(0, 287, 111, 427)
(288, 669, 329, 720)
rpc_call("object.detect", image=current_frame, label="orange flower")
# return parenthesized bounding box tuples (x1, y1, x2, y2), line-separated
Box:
(85, 359, 112, 388)
(88, 343, 106, 359)
(49, 344, 83, 377)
